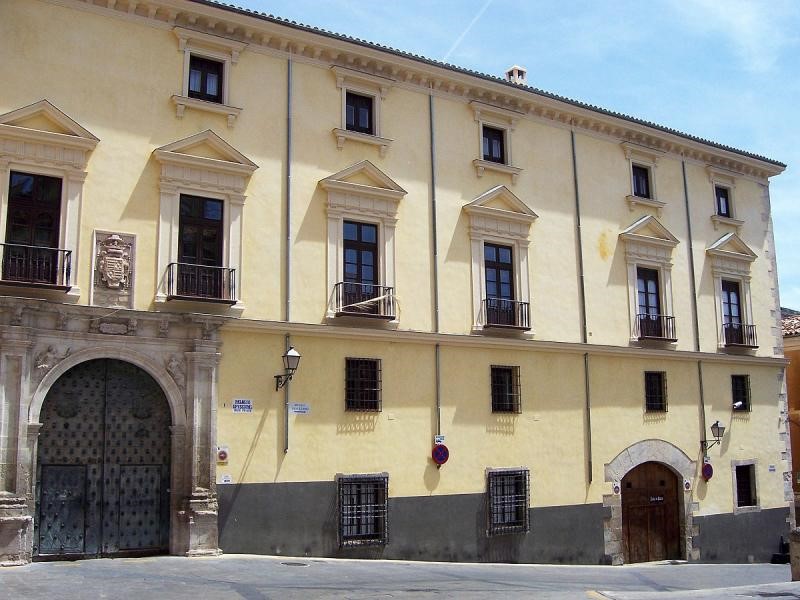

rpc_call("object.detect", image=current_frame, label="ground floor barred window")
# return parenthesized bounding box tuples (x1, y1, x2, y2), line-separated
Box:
(487, 468, 530, 536)
(337, 473, 388, 547)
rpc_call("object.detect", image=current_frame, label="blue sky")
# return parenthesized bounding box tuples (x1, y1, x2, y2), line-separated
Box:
(234, 0, 799, 309)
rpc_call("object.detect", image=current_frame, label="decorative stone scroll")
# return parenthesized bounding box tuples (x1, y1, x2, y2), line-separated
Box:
(92, 232, 135, 309)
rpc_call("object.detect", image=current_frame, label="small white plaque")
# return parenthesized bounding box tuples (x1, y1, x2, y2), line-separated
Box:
(289, 402, 310, 415)
(232, 398, 253, 413)
(434, 435, 445, 445)
(769, 464, 776, 472)
(220, 474, 232, 484)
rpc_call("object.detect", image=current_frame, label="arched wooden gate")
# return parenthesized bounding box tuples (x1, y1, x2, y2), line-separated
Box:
(34, 359, 171, 559)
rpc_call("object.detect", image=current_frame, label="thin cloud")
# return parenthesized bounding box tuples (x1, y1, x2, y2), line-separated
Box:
(443, 0, 493, 62)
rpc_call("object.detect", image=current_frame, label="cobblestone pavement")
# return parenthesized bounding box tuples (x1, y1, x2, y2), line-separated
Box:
(0, 555, 797, 600)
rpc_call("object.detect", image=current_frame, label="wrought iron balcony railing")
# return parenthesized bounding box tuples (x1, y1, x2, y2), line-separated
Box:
(333, 282, 395, 319)
(483, 297, 530, 330)
(635, 313, 677, 341)
(166, 262, 236, 304)
(0, 243, 72, 289)
(723, 322, 758, 348)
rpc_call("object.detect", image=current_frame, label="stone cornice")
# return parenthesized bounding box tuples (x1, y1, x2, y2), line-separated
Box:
(50, 0, 785, 180)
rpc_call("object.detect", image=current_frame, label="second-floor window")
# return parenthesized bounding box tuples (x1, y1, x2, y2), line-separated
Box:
(345, 92, 374, 135)
(715, 185, 731, 218)
(345, 357, 382, 411)
(188, 55, 224, 103)
(637, 267, 664, 338)
(4, 171, 62, 285)
(491, 366, 521, 413)
(732, 374, 751, 411)
(482, 125, 506, 164)
(645, 371, 667, 412)
(632, 164, 651, 199)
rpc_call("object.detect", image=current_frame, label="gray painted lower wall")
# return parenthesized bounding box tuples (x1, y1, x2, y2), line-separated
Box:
(693, 507, 790, 563)
(218, 482, 608, 564)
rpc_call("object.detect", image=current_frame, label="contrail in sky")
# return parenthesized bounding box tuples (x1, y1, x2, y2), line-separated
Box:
(443, 0, 494, 62)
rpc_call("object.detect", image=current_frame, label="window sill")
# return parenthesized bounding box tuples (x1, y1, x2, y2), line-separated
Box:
(155, 292, 245, 315)
(711, 214, 744, 230)
(171, 95, 242, 128)
(732, 504, 761, 515)
(332, 128, 392, 157)
(473, 159, 522, 184)
(626, 194, 665, 215)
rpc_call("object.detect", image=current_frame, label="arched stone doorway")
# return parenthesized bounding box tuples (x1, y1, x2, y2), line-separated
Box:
(621, 461, 680, 563)
(34, 359, 171, 559)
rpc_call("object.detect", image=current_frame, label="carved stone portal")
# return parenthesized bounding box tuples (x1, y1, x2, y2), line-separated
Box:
(93, 232, 135, 308)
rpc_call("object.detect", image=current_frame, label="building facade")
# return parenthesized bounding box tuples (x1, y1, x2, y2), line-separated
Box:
(784, 310, 800, 502)
(0, 0, 791, 566)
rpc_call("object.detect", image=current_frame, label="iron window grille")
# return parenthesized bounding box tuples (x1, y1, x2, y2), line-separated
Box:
(482, 125, 506, 164)
(632, 164, 651, 198)
(345, 358, 382, 411)
(735, 464, 757, 507)
(188, 55, 223, 103)
(644, 371, 667, 412)
(337, 473, 388, 547)
(487, 468, 530, 536)
(732, 375, 751, 412)
(491, 366, 521, 413)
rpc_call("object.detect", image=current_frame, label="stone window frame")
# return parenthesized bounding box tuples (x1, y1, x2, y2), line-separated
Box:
(171, 27, 246, 128)
(470, 101, 523, 184)
(0, 100, 100, 301)
(706, 232, 757, 349)
(463, 186, 537, 333)
(622, 142, 665, 214)
(331, 66, 394, 156)
(619, 216, 679, 343)
(153, 130, 258, 313)
(707, 166, 744, 230)
(319, 161, 406, 322)
(731, 458, 761, 514)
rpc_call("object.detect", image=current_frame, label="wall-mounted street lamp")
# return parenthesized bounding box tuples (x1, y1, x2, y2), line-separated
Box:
(701, 420, 726, 453)
(275, 346, 301, 390)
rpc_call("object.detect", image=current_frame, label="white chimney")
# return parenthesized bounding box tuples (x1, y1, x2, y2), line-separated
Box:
(505, 65, 527, 85)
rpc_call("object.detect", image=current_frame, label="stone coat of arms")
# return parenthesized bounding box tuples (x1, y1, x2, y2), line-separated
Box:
(97, 234, 131, 289)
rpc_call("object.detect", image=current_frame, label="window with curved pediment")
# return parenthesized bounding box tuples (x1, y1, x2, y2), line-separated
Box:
(319, 161, 406, 322)
(463, 186, 537, 333)
(153, 130, 257, 311)
(0, 100, 99, 297)
(619, 216, 679, 343)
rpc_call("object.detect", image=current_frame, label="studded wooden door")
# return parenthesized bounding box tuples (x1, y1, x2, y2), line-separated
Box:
(35, 359, 171, 559)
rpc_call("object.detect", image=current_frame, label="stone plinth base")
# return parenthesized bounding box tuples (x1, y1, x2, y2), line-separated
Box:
(0, 496, 32, 566)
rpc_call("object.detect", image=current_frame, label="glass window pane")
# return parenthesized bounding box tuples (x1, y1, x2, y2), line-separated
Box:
(362, 224, 376, 243)
(498, 247, 511, 263)
(206, 73, 218, 96)
(344, 222, 358, 241)
(484, 245, 496, 262)
(204, 200, 222, 221)
(189, 69, 202, 93)
(500, 270, 510, 283)
(362, 266, 373, 282)
(361, 250, 373, 266)
(345, 248, 357, 263)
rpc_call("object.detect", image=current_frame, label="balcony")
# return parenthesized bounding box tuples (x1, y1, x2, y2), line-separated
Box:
(0, 243, 72, 290)
(723, 322, 758, 348)
(166, 262, 236, 304)
(635, 314, 677, 342)
(333, 282, 395, 320)
(483, 298, 530, 330)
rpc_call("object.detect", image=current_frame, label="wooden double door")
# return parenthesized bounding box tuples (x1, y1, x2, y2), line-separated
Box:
(35, 359, 171, 559)
(622, 462, 681, 563)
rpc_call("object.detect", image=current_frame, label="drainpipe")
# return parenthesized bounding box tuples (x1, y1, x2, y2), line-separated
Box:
(681, 158, 700, 353)
(284, 54, 293, 453)
(571, 124, 592, 482)
(698, 361, 707, 458)
(429, 89, 442, 438)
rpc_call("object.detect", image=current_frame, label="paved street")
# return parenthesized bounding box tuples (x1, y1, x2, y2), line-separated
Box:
(1, 555, 799, 600)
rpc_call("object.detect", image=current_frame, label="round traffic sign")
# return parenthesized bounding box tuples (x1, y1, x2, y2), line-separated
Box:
(432, 444, 449, 465)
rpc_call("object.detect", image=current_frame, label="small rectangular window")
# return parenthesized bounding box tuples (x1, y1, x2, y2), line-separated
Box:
(735, 464, 757, 507)
(338, 474, 388, 546)
(644, 371, 667, 411)
(345, 91, 374, 135)
(482, 125, 506, 164)
(715, 185, 731, 217)
(188, 55, 223, 103)
(731, 375, 751, 411)
(345, 358, 382, 411)
(632, 164, 651, 199)
(491, 366, 521, 413)
(487, 469, 530, 536)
